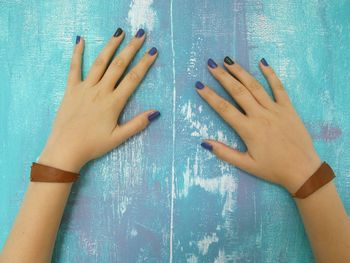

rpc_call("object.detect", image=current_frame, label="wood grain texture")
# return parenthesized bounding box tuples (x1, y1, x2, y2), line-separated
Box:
(0, 0, 349, 262)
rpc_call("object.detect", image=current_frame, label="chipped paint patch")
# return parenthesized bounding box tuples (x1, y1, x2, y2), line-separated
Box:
(128, 0, 156, 33)
(197, 233, 219, 255)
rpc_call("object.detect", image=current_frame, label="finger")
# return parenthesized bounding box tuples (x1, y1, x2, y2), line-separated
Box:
(67, 35, 84, 87)
(100, 28, 146, 90)
(113, 47, 158, 113)
(223, 56, 274, 109)
(111, 110, 160, 147)
(201, 140, 254, 171)
(259, 58, 292, 106)
(207, 58, 261, 114)
(195, 81, 248, 134)
(85, 27, 125, 85)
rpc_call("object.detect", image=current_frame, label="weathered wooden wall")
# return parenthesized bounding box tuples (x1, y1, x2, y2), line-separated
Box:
(1, 0, 349, 262)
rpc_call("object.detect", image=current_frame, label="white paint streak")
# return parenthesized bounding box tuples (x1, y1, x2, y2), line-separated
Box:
(169, 0, 176, 262)
(128, 0, 156, 33)
(182, 156, 237, 217)
(187, 255, 198, 263)
(197, 233, 219, 255)
(180, 100, 209, 138)
(214, 249, 226, 263)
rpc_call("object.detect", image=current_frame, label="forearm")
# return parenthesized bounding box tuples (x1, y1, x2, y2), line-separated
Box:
(0, 150, 78, 263)
(1, 182, 72, 263)
(296, 182, 350, 263)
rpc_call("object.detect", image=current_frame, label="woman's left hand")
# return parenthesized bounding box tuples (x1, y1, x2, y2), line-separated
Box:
(40, 28, 160, 173)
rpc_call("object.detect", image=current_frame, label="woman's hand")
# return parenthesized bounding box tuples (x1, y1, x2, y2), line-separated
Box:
(196, 57, 321, 194)
(40, 28, 160, 173)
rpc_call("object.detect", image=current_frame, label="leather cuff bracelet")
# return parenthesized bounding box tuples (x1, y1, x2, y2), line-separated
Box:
(30, 162, 80, 183)
(292, 162, 335, 199)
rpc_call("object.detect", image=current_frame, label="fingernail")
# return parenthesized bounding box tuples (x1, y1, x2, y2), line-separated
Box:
(135, 28, 145, 38)
(148, 47, 157, 56)
(208, 58, 217, 69)
(201, 142, 213, 152)
(148, 111, 161, 122)
(224, 56, 234, 65)
(261, 58, 269, 66)
(75, 35, 81, 44)
(195, 81, 205, 90)
(113, 27, 123, 37)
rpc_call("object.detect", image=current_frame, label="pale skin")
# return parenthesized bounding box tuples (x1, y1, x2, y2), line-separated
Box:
(1, 32, 349, 263)
(197, 57, 350, 262)
(1, 28, 160, 262)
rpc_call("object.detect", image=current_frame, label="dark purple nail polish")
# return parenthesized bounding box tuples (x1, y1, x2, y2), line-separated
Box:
(261, 58, 269, 66)
(201, 142, 213, 152)
(224, 56, 235, 65)
(76, 35, 81, 44)
(208, 58, 217, 69)
(149, 47, 157, 56)
(135, 28, 145, 38)
(113, 27, 123, 37)
(148, 111, 160, 122)
(195, 81, 204, 89)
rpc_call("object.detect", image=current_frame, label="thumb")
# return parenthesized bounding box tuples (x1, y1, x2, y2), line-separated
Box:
(201, 139, 253, 171)
(112, 110, 160, 147)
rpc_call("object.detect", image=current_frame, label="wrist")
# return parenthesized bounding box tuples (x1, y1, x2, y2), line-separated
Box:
(282, 154, 322, 194)
(39, 144, 84, 173)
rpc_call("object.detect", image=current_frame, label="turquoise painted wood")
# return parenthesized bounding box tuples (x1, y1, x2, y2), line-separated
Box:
(1, 1, 350, 262)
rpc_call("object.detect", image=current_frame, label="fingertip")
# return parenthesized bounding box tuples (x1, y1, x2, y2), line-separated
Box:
(113, 27, 124, 38)
(74, 36, 84, 53)
(207, 58, 218, 69)
(224, 56, 235, 66)
(260, 58, 269, 67)
(195, 81, 205, 90)
(147, 110, 161, 122)
(135, 28, 146, 39)
(201, 141, 213, 152)
(148, 47, 158, 56)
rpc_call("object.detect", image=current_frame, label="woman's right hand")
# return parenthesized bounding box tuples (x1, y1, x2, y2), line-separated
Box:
(197, 57, 321, 194)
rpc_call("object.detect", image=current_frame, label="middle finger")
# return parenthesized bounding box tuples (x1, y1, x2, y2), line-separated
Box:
(100, 28, 146, 91)
(207, 59, 261, 115)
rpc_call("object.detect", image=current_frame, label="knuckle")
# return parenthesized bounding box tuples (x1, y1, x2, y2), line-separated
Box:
(111, 57, 125, 68)
(217, 100, 230, 114)
(127, 70, 141, 82)
(126, 42, 137, 53)
(231, 84, 245, 96)
(94, 56, 106, 67)
(275, 80, 285, 91)
(70, 62, 79, 71)
(258, 116, 273, 128)
(249, 80, 261, 91)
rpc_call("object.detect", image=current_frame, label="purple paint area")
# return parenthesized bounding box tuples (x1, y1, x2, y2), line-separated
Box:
(309, 122, 342, 141)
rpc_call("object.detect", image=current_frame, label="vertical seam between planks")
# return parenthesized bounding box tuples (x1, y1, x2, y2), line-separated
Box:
(169, 0, 175, 262)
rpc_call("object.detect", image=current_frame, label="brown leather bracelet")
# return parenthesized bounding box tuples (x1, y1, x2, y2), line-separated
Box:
(30, 162, 80, 183)
(292, 162, 335, 199)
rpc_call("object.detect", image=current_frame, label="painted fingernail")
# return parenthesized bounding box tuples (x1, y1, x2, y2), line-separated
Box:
(195, 81, 205, 90)
(75, 35, 81, 44)
(148, 111, 161, 122)
(135, 28, 145, 38)
(149, 47, 157, 56)
(201, 142, 213, 152)
(224, 56, 234, 65)
(208, 58, 217, 69)
(261, 58, 269, 66)
(113, 27, 123, 37)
